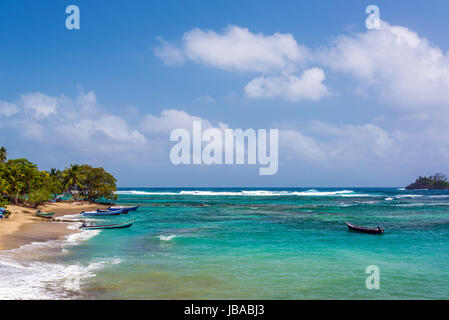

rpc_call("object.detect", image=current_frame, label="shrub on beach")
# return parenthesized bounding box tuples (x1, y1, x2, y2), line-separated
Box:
(28, 188, 52, 208)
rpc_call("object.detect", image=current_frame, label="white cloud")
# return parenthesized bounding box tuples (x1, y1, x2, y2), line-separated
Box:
(19, 121, 45, 141)
(74, 90, 99, 115)
(58, 115, 147, 146)
(140, 109, 226, 134)
(3, 91, 148, 154)
(155, 25, 330, 103)
(21, 92, 59, 118)
(156, 21, 449, 107)
(183, 25, 306, 72)
(279, 129, 326, 161)
(0, 101, 19, 117)
(320, 20, 449, 107)
(154, 37, 186, 66)
(245, 68, 329, 101)
(308, 121, 394, 159)
(277, 121, 395, 163)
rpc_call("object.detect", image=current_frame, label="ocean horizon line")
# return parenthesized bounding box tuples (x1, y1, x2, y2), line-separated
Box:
(115, 186, 405, 189)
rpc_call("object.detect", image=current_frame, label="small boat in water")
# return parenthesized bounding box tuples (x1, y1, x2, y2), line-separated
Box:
(345, 221, 384, 234)
(35, 211, 55, 218)
(96, 208, 129, 214)
(108, 205, 139, 212)
(81, 209, 125, 216)
(79, 219, 135, 230)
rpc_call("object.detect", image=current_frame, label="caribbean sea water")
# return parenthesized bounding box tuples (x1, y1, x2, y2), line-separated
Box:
(2, 187, 449, 299)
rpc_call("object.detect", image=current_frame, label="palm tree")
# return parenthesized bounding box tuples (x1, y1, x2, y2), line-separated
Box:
(0, 147, 7, 163)
(21, 162, 38, 194)
(2, 164, 25, 204)
(62, 164, 85, 200)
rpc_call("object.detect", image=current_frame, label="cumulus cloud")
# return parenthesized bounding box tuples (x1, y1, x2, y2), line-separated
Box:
(279, 129, 326, 161)
(156, 21, 449, 107)
(244, 68, 329, 101)
(2, 91, 148, 152)
(0, 101, 19, 117)
(320, 20, 449, 107)
(276, 120, 396, 164)
(307, 121, 394, 159)
(58, 115, 147, 146)
(154, 25, 329, 103)
(21, 92, 59, 118)
(183, 25, 307, 72)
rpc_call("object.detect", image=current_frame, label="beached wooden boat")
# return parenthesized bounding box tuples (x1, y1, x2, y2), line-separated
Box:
(35, 211, 55, 218)
(108, 205, 139, 211)
(81, 209, 125, 216)
(345, 221, 384, 234)
(79, 219, 135, 230)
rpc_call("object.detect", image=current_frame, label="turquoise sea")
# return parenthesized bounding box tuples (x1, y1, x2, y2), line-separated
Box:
(1, 187, 449, 299)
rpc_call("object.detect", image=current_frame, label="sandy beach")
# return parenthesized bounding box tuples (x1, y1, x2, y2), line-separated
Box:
(0, 202, 109, 251)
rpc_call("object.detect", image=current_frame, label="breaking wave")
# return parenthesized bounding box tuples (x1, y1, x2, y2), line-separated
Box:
(115, 189, 373, 197)
(0, 224, 108, 299)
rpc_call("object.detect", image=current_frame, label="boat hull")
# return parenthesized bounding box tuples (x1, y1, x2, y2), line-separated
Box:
(80, 220, 135, 230)
(345, 221, 384, 234)
(108, 205, 139, 212)
(82, 209, 125, 216)
(96, 208, 129, 214)
(35, 212, 55, 218)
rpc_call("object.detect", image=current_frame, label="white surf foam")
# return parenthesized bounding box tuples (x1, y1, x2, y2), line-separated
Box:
(157, 235, 177, 241)
(115, 190, 179, 195)
(54, 213, 84, 221)
(394, 202, 449, 207)
(0, 223, 105, 299)
(0, 256, 121, 299)
(115, 189, 373, 197)
(395, 194, 423, 199)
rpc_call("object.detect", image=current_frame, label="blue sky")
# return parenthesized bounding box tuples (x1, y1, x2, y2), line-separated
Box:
(2, 0, 449, 187)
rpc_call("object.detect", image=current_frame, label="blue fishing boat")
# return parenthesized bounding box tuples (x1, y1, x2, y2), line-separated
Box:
(81, 209, 125, 216)
(108, 205, 139, 211)
(79, 219, 135, 230)
(96, 208, 129, 214)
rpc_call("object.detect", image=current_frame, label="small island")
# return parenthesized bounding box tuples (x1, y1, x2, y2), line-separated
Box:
(405, 173, 449, 190)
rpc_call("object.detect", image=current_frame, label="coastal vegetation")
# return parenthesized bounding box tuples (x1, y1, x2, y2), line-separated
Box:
(405, 173, 449, 190)
(0, 146, 118, 208)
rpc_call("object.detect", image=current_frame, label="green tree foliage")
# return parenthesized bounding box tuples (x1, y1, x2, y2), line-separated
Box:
(62, 164, 85, 200)
(28, 188, 52, 208)
(78, 165, 118, 202)
(0, 146, 118, 207)
(0, 146, 7, 163)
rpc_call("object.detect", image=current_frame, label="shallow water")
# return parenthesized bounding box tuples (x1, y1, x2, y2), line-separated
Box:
(2, 187, 449, 299)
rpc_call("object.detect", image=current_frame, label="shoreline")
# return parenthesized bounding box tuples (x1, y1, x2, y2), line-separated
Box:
(0, 201, 109, 251)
